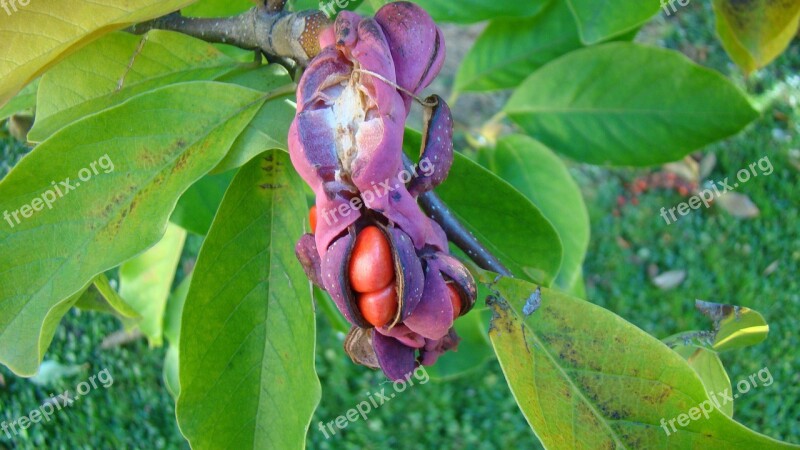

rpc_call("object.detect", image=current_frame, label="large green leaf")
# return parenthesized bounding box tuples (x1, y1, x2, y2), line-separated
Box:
(479, 135, 589, 292)
(120, 222, 186, 346)
(0, 81, 264, 376)
(454, 0, 582, 94)
(506, 43, 759, 166)
(713, 0, 800, 74)
(177, 150, 319, 449)
(404, 130, 563, 285)
(29, 31, 239, 141)
(486, 275, 797, 448)
(411, 0, 549, 23)
(0, 0, 196, 107)
(566, 0, 659, 44)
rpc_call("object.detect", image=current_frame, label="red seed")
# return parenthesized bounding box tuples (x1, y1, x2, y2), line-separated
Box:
(309, 206, 318, 234)
(349, 226, 394, 293)
(358, 283, 398, 328)
(447, 283, 462, 321)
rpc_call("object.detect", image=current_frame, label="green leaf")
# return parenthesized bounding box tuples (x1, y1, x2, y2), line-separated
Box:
(404, 130, 563, 286)
(712, 0, 800, 74)
(566, 0, 659, 44)
(411, 0, 548, 23)
(164, 344, 181, 398)
(30, 31, 238, 141)
(163, 274, 192, 399)
(0, 80, 38, 122)
(700, 302, 770, 353)
(164, 274, 193, 345)
(74, 273, 140, 319)
(506, 43, 760, 166)
(0, 81, 265, 376)
(486, 275, 797, 448)
(479, 135, 589, 292)
(672, 345, 733, 417)
(120, 223, 186, 346)
(177, 151, 320, 449)
(171, 171, 236, 235)
(454, 1, 582, 94)
(213, 64, 297, 172)
(0, 0, 196, 106)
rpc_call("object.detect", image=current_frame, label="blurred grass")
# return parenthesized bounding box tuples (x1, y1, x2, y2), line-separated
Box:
(1, 2, 799, 448)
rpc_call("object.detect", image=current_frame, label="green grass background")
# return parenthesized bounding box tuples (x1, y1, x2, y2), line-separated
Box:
(1, 3, 798, 449)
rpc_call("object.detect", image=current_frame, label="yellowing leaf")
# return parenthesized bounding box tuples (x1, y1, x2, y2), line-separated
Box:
(713, 0, 800, 74)
(0, 0, 196, 106)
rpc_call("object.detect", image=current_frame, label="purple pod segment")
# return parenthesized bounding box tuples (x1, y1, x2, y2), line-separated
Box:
(295, 46, 351, 110)
(418, 329, 460, 366)
(407, 95, 454, 197)
(295, 233, 324, 288)
(375, 323, 425, 349)
(373, 331, 418, 381)
(386, 226, 424, 324)
(435, 253, 478, 317)
(374, 2, 446, 112)
(402, 257, 455, 340)
(334, 11, 362, 49)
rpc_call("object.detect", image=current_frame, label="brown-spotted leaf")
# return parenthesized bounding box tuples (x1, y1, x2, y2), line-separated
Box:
(713, 0, 800, 73)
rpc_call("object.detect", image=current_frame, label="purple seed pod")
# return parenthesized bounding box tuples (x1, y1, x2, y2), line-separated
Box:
(289, 3, 476, 381)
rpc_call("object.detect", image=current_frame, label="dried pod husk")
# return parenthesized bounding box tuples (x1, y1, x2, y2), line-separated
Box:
(407, 95, 454, 197)
(322, 223, 424, 329)
(344, 326, 380, 369)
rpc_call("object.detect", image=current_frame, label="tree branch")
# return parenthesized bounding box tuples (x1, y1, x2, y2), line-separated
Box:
(419, 191, 512, 277)
(130, 8, 330, 65)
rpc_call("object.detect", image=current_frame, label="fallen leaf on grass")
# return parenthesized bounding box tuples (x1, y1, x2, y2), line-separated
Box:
(716, 192, 760, 218)
(651, 270, 687, 290)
